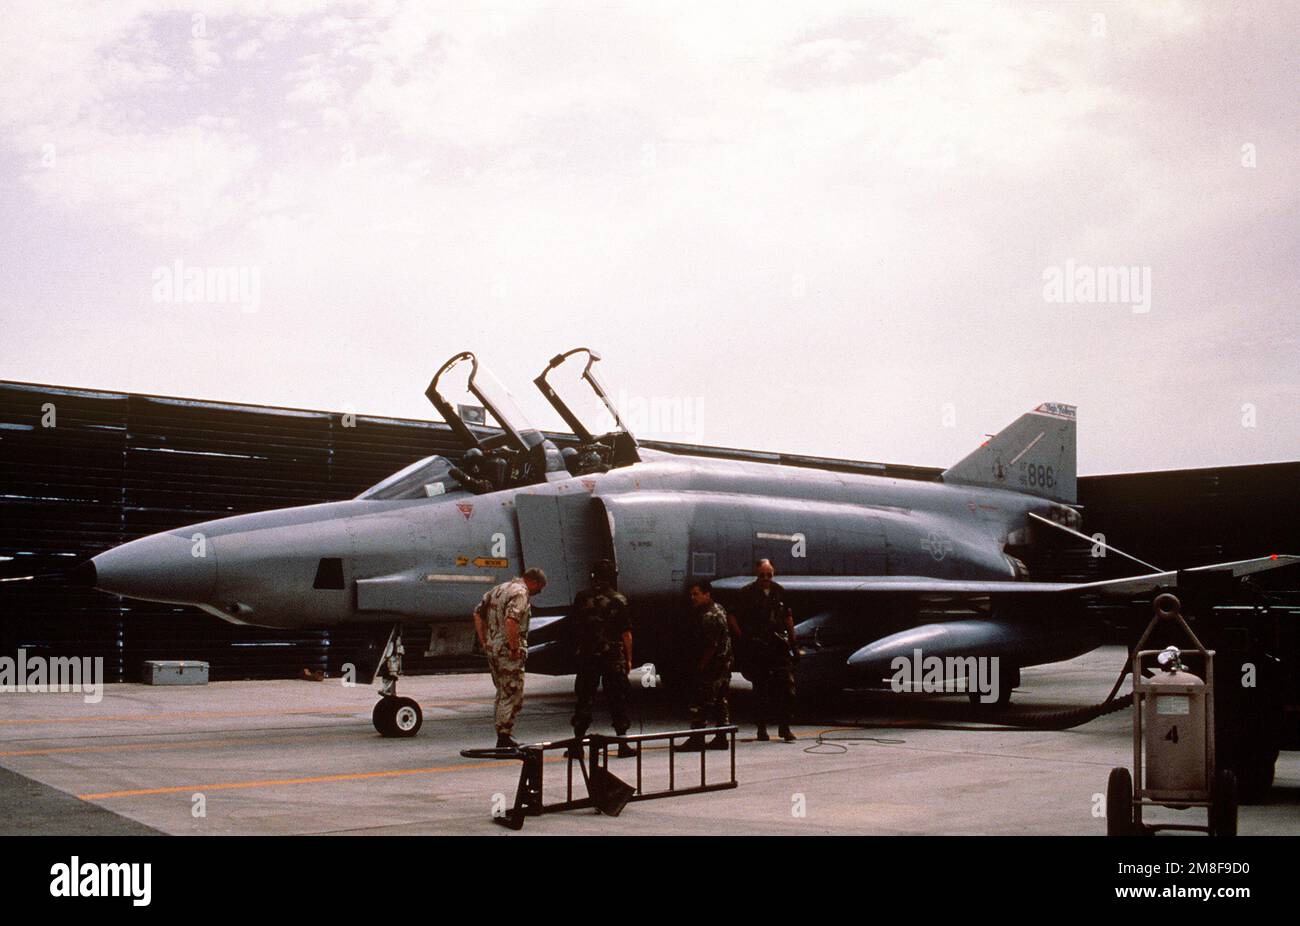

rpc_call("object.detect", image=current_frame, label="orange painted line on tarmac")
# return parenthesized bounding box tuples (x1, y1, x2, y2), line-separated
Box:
(0, 707, 375, 726)
(1, 690, 571, 727)
(0, 732, 359, 758)
(71, 727, 783, 801)
(0, 700, 491, 726)
(78, 755, 568, 801)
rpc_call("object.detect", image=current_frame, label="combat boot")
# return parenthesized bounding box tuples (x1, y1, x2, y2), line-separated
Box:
(613, 730, 637, 758)
(496, 732, 519, 749)
(567, 724, 588, 759)
(677, 723, 708, 751)
(707, 731, 729, 750)
(779, 724, 797, 743)
(755, 724, 770, 742)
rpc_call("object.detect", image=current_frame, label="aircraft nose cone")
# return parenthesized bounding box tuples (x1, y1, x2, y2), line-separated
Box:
(92, 532, 217, 605)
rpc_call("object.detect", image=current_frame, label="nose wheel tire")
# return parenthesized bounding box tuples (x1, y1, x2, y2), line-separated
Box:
(374, 696, 423, 737)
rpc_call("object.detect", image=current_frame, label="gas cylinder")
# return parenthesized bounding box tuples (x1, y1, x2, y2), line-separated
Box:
(1143, 648, 1208, 793)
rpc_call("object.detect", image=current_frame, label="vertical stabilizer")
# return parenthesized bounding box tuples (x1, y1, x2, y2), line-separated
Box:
(942, 403, 1076, 504)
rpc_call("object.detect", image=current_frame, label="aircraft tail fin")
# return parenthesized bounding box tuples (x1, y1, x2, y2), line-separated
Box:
(942, 403, 1077, 504)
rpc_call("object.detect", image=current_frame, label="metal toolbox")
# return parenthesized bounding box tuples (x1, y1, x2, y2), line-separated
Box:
(142, 660, 209, 686)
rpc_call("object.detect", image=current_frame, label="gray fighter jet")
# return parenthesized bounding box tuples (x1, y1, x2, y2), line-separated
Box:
(83, 349, 1297, 735)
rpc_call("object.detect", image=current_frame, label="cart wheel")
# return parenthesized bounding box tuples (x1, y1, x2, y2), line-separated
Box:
(1210, 769, 1238, 837)
(1235, 746, 1278, 803)
(1106, 767, 1134, 836)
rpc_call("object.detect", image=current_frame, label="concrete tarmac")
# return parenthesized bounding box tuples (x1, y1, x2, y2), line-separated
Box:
(1, 646, 1297, 836)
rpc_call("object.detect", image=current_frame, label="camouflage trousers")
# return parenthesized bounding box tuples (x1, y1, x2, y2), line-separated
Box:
(487, 649, 526, 735)
(750, 658, 795, 725)
(571, 653, 630, 734)
(687, 665, 732, 727)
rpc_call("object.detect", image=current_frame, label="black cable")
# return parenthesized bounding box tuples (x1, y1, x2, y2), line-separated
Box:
(803, 729, 907, 754)
(802, 651, 1138, 752)
(955, 656, 1135, 731)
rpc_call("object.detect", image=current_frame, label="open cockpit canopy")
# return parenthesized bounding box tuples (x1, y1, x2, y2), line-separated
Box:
(534, 347, 640, 473)
(412, 351, 567, 493)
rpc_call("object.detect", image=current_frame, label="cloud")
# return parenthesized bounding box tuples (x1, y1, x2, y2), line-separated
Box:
(0, 1, 1294, 471)
(23, 124, 260, 237)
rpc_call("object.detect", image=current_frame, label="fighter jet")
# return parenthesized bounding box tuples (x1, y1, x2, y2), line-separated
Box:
(81, 348, 1297, 736)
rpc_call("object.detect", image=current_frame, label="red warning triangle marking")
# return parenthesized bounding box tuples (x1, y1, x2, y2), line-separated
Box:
(456, 503, 474, 520)
(581, 479, 596, 492)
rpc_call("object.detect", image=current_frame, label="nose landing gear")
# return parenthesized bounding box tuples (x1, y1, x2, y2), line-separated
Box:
(373, 625, 423, 738)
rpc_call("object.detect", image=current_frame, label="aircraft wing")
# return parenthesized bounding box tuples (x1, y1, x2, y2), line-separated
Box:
(711, 554, 1299, 598)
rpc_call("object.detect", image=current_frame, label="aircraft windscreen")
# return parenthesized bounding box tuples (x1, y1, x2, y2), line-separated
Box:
(355, 455, 461, 500)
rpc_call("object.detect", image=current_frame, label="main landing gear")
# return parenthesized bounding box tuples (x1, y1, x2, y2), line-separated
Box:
(373, 625, 423, 738)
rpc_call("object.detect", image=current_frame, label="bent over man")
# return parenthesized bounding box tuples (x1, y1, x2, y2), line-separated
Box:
(473, 567, 547, 748)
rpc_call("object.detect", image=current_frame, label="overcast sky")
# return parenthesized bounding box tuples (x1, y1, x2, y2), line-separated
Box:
(1, 1, 1295, 475)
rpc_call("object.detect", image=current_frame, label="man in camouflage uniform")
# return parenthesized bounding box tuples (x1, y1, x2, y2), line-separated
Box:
(569, 559, 636, 758)
(677, 579, 733, 751)
(732, 559, 797, 743)
(473, 567, 547, 748)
